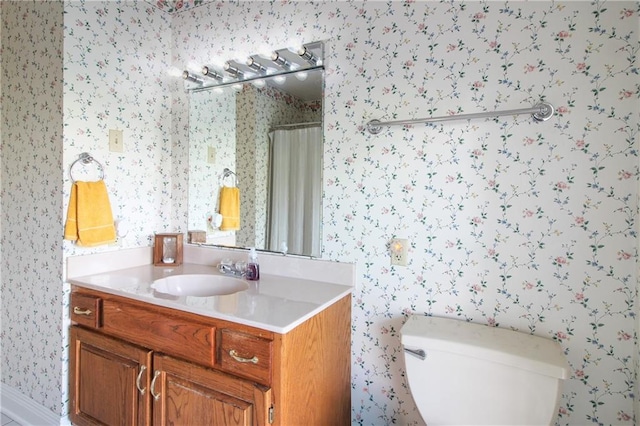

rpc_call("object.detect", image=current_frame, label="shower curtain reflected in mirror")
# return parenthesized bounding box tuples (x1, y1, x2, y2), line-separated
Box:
(268, 125, 322, 257)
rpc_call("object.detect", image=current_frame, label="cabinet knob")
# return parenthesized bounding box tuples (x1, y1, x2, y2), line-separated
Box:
(229, 349, 259, 364)
(73, 306, 92, 316)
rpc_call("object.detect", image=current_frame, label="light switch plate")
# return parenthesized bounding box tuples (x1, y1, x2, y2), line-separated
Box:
(109, 129, 124, 152)
(207, 146, 216, 164)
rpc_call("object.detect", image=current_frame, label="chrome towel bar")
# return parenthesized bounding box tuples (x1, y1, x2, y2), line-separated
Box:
(366, 101, 554, 134)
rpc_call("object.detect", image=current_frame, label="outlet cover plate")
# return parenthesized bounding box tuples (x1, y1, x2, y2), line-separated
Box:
(390, 238, 408, 266)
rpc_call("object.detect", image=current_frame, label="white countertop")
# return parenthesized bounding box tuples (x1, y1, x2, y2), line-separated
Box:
(69, 263, 353, 334)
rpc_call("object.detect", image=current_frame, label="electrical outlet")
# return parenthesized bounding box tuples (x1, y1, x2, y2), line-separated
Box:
(207, 147, 216, 164)
(390, 238, 408, 266)
(109, 129, 124, 152)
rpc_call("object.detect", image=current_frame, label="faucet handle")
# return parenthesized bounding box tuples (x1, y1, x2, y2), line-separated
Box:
(234, 261, 247, 275)
(218, 259, 233, 274)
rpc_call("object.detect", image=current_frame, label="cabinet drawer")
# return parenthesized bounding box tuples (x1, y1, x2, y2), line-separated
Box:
(101, 300, 216, 367)
(70, 293, 102, 328)
(219, 329, 272, 385)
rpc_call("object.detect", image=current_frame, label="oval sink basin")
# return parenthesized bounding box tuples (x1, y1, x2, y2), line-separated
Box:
(151, 274, 248, 297)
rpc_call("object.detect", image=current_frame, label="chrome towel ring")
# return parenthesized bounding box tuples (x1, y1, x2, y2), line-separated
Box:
(69, 152, 105, 182)
(221, 167, 237, 186)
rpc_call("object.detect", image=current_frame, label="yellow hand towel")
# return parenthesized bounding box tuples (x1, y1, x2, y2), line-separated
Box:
(63, 183, 79, 241)
(219, 186, 240, 231)
(64, 180, 117, 246)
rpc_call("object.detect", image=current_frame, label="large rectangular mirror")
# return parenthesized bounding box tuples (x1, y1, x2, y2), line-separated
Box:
(187, 67, 324, 257)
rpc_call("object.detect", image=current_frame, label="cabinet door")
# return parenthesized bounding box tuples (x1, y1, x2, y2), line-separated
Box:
(70, 326, 152, 426)
(152, 354, 272, 426)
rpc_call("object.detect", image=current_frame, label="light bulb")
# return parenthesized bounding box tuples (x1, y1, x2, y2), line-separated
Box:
(167, 67, 183, 78)
(297, 45, 318, 65)
(246, 56, 267, 74)
(224, 62, 244, 78)
(271, 51, 291, 69)
(202, 66, 223, 81)
(182, 71, 203, 85)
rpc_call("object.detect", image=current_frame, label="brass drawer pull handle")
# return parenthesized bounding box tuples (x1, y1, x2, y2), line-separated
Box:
(150, 370, 161, 401)
(136, 365, 147, 395)
(229, 349, 258, 364)
(73, 307, 92, 316)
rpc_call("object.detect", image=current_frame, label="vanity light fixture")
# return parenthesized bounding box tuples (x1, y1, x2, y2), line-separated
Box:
(182, 70, 203, 85)
(180, 40, 324, 92)
(297, 45, 319, 65)
(202, 66, 223, 81)
(223, 62, 244, 78)
(270, 51, 291, 69)
(246, 56, 268, 74)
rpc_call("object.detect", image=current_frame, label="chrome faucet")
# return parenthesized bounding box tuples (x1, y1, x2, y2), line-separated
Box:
(218, 260, 246, 277)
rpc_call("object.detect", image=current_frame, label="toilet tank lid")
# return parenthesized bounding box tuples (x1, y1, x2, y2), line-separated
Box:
(401, 315, 570, 380)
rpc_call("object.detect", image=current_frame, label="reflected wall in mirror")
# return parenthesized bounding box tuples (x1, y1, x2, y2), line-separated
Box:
(188, 68, 324, 257)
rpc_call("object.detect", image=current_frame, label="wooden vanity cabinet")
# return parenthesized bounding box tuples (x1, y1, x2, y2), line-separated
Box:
(70, 326, 152, 426)
(153, 354, 271, 426)
(70, 326, 268, 426)
(69, 286, 351, 426)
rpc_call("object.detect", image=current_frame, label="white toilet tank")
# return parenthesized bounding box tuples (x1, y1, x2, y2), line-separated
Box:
(401, 315, 570, 425)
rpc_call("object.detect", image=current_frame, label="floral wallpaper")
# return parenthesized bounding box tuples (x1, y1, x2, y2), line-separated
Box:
(1, 1, 638, 425)
(63, 1, 173, 253)
(2, 0, 172, 418)
(172, 2, 639, 425)
(1, 0, 65, 414)
(153, 0, 212, 14)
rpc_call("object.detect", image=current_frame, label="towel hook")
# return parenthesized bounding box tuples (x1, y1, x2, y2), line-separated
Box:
(70, 152, 105, 182)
